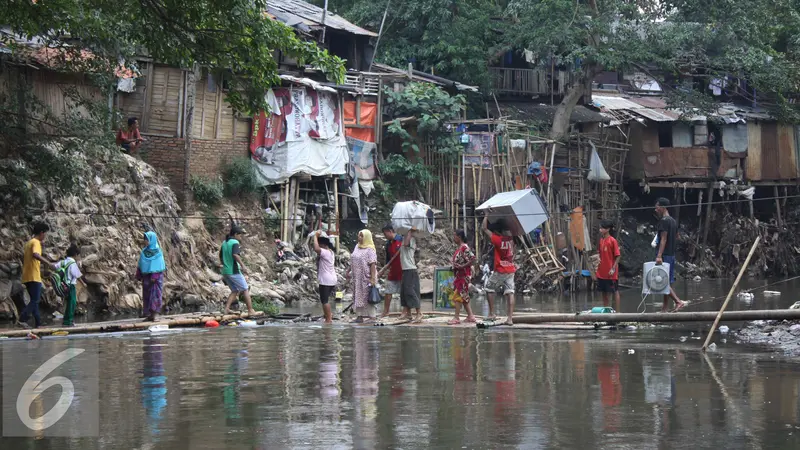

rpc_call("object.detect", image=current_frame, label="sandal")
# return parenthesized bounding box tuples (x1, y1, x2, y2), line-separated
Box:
(464, 316, 477, 323)
(412, 315, 425, 323)
(448, 319, 461, 325)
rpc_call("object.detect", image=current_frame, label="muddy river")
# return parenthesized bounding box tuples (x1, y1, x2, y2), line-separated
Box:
(1, 278, 800, 449)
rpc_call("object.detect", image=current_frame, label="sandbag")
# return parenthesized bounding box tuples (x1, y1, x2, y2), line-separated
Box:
(391, 201, 435, 235)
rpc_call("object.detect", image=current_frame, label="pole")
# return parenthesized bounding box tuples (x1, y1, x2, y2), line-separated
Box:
(702, 183, 714, 245)
(701, 236, 761, 351)
(368, 0, 392, 72)
(320, 0, 329, 44)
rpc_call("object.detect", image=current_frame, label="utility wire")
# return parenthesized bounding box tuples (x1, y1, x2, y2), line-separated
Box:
(20, 192, 800, 223)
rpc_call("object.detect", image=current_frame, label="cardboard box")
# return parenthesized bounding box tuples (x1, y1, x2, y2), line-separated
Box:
(476, 188, 549, 236)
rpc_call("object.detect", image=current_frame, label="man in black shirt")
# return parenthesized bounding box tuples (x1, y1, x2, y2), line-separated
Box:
(655, 198, 686, 312)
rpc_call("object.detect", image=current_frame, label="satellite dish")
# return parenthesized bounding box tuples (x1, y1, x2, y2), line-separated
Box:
(642, 262, 671, 295)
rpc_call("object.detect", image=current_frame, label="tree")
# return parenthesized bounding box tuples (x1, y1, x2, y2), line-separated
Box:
(312, 0, 503, 89)
(503, 0, 800, 138)
(1, 0, 346, 113)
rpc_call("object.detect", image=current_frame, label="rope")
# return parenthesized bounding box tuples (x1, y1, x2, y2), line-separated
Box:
(19, 192, 800, 223)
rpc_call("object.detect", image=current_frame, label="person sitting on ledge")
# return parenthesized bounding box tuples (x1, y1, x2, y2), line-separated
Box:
(116, 117, 145, 154)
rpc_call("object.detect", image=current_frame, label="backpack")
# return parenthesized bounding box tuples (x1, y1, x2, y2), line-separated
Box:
(50, 260, 75, 298)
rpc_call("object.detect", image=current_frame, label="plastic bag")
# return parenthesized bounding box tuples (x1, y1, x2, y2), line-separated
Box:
(391, 201, 435, 235)
(367, 284, 382, 305)
(587, 142, 610, 182)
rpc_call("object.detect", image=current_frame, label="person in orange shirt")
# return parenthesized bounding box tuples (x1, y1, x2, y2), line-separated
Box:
(482, 215, 516, 325)
(594, 220, 621, 310)
(116, 117, 145, 154)
(19, 222, 55, 328)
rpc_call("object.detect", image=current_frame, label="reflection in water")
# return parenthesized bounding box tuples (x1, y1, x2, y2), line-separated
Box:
(4, 326, 800, 449)
(141, 338, 167, 438)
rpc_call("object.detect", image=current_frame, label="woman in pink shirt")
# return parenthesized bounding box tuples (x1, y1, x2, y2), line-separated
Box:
(313, 231, 337, 324)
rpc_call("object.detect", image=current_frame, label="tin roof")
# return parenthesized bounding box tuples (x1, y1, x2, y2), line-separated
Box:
(592, 95, 678, 122)
(266, 0, 378, 37)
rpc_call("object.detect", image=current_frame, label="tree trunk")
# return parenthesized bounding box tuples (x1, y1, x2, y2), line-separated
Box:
(549, 82, 584, 140)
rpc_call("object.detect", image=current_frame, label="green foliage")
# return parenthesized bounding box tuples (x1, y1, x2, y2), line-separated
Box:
(262, 212, 281, 236)
(379, 154, 436, 197)
(251, 294, 281, 316)
(222, 157, 260, 197)
(202, 208, 224, 235)
(4, 0, 345, 114)
(190, 176, 224, 207)
(315, 0, 503, 90)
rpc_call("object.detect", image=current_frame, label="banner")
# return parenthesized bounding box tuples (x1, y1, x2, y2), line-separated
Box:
(346, 136, 377, 180)
(463, 133, 493, 168)
(250, 87, 347, 185)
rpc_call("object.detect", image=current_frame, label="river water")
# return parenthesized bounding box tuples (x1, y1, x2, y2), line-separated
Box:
(2, 277, 800, 449)
(2, 322, 800, 449)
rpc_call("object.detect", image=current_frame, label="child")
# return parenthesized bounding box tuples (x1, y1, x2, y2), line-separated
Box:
(313, 231, 337, 324)
(595, 220, 621, 310)
(221, 224, 256, 316)
(55, 243, 86, 326)
(20, 222, 55, 328)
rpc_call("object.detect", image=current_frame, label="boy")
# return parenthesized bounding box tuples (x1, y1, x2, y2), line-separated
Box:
(655, 198, 686, 312)
(595, 220, 621, 310)
(482, 215, 516, 325)
(55, 243, 86, 326)
(380, 224, 403, 317)
(116, 117, 145, 154)
(221, 224, 256, 315)
(19, 222, 55, 328)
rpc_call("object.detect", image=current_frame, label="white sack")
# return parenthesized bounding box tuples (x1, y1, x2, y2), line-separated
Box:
(587, 142, 611, 182)
(391, 201, 435, 235)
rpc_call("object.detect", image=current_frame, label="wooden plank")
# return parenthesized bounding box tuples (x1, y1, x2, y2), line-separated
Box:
(176, 70, 185, 137)
(746, 121, 762, 181)
(214, 88, 223, 139)
(141, 62, 154, 132)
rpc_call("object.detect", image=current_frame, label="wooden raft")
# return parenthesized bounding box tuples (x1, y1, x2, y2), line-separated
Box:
(0, 311, 264, 339)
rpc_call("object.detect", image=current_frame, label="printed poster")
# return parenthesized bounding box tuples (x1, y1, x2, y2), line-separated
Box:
(250, 88, 291, 164)
(433, 266, 456, 309)
(463, 133, 493, 168)
(346, 136, 377, 181)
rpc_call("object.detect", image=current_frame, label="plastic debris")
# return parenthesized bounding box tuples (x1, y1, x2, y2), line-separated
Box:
(149, 324, 169, 332)
(239, 320, 258, 328)
(52, 312, 64, 319)
(625, 325, 637, 331)
(693, 275, 702, 282)
(707, 343, 717, 351)
(764, 290, 781, 296)
(718, 325, 729, 334)
(205, 320, 220, 328)
(737, 292, 754, 302)
(627, 349, 635, 354)
(679, 336, 688, 342)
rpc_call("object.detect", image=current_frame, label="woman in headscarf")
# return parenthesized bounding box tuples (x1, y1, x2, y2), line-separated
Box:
(346, 229, 377, 322)
(449, 229, 477, 325)
(136, 230, 166, 321)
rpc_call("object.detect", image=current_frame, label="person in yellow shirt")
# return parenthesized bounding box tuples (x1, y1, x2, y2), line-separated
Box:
(19, 223, 55, 328)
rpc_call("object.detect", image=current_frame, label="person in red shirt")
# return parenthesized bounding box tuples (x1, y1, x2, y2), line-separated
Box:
(116, 117, 145, 154)
(594, 220, 621, 309)
(482, 215, 516, 325)
(380, 224, 403, 317)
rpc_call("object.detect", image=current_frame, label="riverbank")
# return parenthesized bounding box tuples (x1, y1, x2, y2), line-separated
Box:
(733, 320, 800, 355)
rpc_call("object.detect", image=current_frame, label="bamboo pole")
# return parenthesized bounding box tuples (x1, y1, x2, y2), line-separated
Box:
(281, 183, 288, 242)
(702, 183, 714, 245)
(701, 236, 761, 351)
(333, 176, 340, 252)
(476, 164, 483, 261)
(0, 311, 265, 338)
(507, 307, 800, 325)
(472, 164, 478, 248)
(456, 154, 462, 230)
(774, 185, 783, 227)
(461, 153, 466, 230)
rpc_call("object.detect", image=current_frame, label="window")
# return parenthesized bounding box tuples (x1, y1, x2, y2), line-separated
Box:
(658, 122, 673, 147)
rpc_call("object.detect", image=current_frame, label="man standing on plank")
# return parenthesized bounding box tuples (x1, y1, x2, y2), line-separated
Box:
(482, 215, 516, 325)
(655, 198, 687, 312)
(399, 229, 422, 323)
(594, 220, 621, 310)
(19, 222, 55, 328)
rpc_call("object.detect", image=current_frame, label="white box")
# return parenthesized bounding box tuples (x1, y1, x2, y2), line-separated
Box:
(476, 188, 549, 236)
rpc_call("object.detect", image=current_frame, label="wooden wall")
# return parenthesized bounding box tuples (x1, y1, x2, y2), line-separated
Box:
(745, 121, 798, 181)
(117, 63, 250, 141)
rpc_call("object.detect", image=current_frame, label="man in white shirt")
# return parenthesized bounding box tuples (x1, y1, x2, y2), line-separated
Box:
(399, 229, 422, 322)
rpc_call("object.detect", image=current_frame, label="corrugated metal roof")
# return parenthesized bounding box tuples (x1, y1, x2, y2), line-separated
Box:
(592, 96, 681, 122)
(267, 0, 378, 37)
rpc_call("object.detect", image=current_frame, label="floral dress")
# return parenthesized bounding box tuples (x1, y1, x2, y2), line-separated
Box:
(451, 243, 476, 303)
(351, 246, 377, 315)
